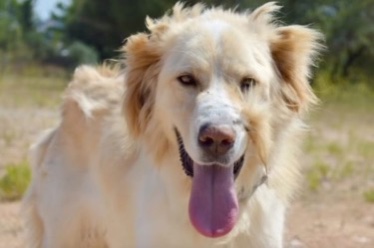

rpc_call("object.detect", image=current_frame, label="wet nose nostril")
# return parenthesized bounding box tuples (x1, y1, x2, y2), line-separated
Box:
(199, 136, 214, 147)
(198, 124, 236, 156)
(221, 138, 234, 147)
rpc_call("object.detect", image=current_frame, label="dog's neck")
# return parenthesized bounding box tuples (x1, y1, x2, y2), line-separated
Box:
(238, 167, 268, 202)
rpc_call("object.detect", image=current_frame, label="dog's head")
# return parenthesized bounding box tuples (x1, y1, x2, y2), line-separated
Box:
(122, 2, 322, 238)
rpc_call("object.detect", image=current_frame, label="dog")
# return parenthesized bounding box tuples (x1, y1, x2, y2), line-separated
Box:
(23, 2, 322, 247)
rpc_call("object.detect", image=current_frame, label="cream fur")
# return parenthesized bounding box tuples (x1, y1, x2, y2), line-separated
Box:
(23, 2, 322, 248)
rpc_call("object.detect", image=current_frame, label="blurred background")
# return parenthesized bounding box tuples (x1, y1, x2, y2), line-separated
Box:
(0, 0, 373, 247)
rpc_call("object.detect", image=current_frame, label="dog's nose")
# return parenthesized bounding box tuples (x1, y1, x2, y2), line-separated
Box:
(198, 124, 236, 156)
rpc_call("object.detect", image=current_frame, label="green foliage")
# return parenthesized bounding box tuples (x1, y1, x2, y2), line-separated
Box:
(55, 0, 373, 81)
(317, 0, 373, 79)
(0, 161, 31, 201)
(339, 161, 354, 178)
(0, 0, 373, 82)
(357, 141, 374, 159)
(363, 189, 374, 203)
(0, 0, 97, 69)
(307, 161, 330, 191)
(56, 0, 177, 59)
(326, 142, 343, 156)
(0, 0, 50, 64)
(66, 41, 99, 66)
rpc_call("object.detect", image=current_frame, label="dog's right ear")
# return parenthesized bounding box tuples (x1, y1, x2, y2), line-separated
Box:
(122, 33, 162, 137)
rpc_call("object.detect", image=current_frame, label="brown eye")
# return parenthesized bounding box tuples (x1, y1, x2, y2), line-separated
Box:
(177, 74, 198, 87)
(240, 77, 257, 92)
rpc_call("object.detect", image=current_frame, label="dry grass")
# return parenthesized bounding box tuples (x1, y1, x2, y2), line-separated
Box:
(0, 66, 67, 108)
(0, 67, 68, 201)
(302, 82, 374, 202)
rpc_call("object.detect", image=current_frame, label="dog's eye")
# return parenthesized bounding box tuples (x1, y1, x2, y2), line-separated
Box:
(240, 77, 257, 92)
(177, 74, 198, 87)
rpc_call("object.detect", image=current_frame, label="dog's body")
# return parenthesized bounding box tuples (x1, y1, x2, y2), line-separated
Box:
(23, 3, 322, 248)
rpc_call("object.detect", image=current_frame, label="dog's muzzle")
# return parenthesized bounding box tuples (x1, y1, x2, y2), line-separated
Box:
(175, 129, 244, 178)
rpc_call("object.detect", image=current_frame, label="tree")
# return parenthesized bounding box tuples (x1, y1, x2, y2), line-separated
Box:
(0, 0, 36, 59)
(56, 0, 176, 59)
(58, 0, 252, 59)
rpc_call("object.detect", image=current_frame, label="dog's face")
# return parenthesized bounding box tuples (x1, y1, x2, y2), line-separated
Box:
(123, 2, 321, 239)
(157, 19, 273, 168)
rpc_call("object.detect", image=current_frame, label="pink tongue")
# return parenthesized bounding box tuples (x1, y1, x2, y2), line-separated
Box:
(189, 164, 239, 238)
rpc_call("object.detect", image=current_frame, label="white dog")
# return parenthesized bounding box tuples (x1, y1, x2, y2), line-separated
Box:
(23, 2, 322, 247)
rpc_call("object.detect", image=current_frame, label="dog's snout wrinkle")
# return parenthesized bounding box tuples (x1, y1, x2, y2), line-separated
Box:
(198, 124, 236, 156)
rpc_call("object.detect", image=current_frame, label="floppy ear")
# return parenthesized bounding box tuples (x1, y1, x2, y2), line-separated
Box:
(122, 33, 162, 137)
(270, 25, 323, 112)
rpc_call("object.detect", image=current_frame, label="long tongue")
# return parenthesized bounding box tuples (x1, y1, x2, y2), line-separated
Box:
(189, 163, 239, 238)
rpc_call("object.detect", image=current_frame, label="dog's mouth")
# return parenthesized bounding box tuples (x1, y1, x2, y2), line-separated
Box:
(176, 130, 244, 178)
(175, 129, 245, 238)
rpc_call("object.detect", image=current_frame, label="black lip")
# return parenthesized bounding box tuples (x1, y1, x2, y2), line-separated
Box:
(175, 129, 244, 178)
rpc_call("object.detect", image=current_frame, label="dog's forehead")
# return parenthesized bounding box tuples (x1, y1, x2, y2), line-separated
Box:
(173, 20, 251, 60)
(200, 20, 231, 44)
(163, 18, 272, 79)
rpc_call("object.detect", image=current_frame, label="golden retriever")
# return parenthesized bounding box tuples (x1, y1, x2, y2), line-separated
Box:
(23, 2, 322, 247)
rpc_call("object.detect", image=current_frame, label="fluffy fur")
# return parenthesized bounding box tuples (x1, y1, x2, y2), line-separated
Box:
(23, 2, 322, 247)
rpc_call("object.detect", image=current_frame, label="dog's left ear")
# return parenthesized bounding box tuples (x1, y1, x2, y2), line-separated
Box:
(122, 33, 162, 137)
(270, 25, 323, 112)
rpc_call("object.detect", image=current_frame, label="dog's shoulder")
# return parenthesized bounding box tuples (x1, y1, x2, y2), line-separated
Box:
(57, 64, 127, 155)
(29, 64, 126, 173)
(63, 64, 124, 119)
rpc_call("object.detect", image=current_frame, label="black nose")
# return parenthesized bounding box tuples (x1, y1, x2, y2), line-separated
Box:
(198, 124, 236, 156)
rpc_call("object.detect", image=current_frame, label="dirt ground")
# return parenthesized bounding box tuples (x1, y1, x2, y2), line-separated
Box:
(1, 98, 373, 247)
